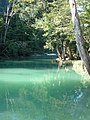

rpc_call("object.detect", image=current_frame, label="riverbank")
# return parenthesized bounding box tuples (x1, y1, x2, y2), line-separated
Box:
(72, 60, 89, 76)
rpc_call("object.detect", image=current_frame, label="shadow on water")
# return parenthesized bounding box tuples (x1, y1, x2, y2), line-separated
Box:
(0, 59, 58, 70)
(0, 57, 90, 120)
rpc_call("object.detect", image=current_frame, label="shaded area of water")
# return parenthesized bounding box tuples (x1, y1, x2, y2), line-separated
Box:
(0, 58, 90, 120)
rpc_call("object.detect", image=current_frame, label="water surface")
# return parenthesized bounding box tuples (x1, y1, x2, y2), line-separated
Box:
(0, 58, 90, 120)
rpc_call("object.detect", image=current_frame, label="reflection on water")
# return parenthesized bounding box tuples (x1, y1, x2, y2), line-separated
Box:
(0, 58, 90, 120)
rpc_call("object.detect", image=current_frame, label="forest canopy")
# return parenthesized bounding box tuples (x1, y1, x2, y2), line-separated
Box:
(0, 0, 90, 60)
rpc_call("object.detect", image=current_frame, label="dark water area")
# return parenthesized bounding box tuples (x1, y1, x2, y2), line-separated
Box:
(0, 58, 90, 120)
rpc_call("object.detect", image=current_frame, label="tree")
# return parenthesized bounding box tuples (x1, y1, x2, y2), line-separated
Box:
(69, 0, 90, 75)
(34, 0, 72, 61)
(1, 0, 35, 43)
(80, 1, 90, 44)
(0, 0, 46, 58)
(3, 0, 16, 43)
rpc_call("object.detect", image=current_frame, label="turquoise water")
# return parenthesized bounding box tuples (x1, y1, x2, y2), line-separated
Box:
(0, 58, 90, 120)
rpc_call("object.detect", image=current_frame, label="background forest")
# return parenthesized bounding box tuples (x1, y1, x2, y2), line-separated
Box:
(0, 0, 90, 60)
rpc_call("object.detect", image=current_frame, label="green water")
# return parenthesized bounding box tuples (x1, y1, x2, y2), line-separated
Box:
(0, 58, 90, 120)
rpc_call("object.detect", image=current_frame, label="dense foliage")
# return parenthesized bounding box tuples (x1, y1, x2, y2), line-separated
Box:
(0, 0, 90, 59)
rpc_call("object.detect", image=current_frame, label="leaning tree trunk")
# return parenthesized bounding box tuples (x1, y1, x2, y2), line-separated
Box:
(69, 0, 90, 75)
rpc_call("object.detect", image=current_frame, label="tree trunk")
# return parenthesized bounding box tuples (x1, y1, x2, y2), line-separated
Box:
(3, 23, 10, 43)
(69, 0, 90, 75)
(3, 1, 15, 43)
(56, 47, 63, 68)
(68, 46, 74, 60)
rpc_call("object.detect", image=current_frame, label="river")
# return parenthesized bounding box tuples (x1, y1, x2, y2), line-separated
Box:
(0, 58, 90, 120)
